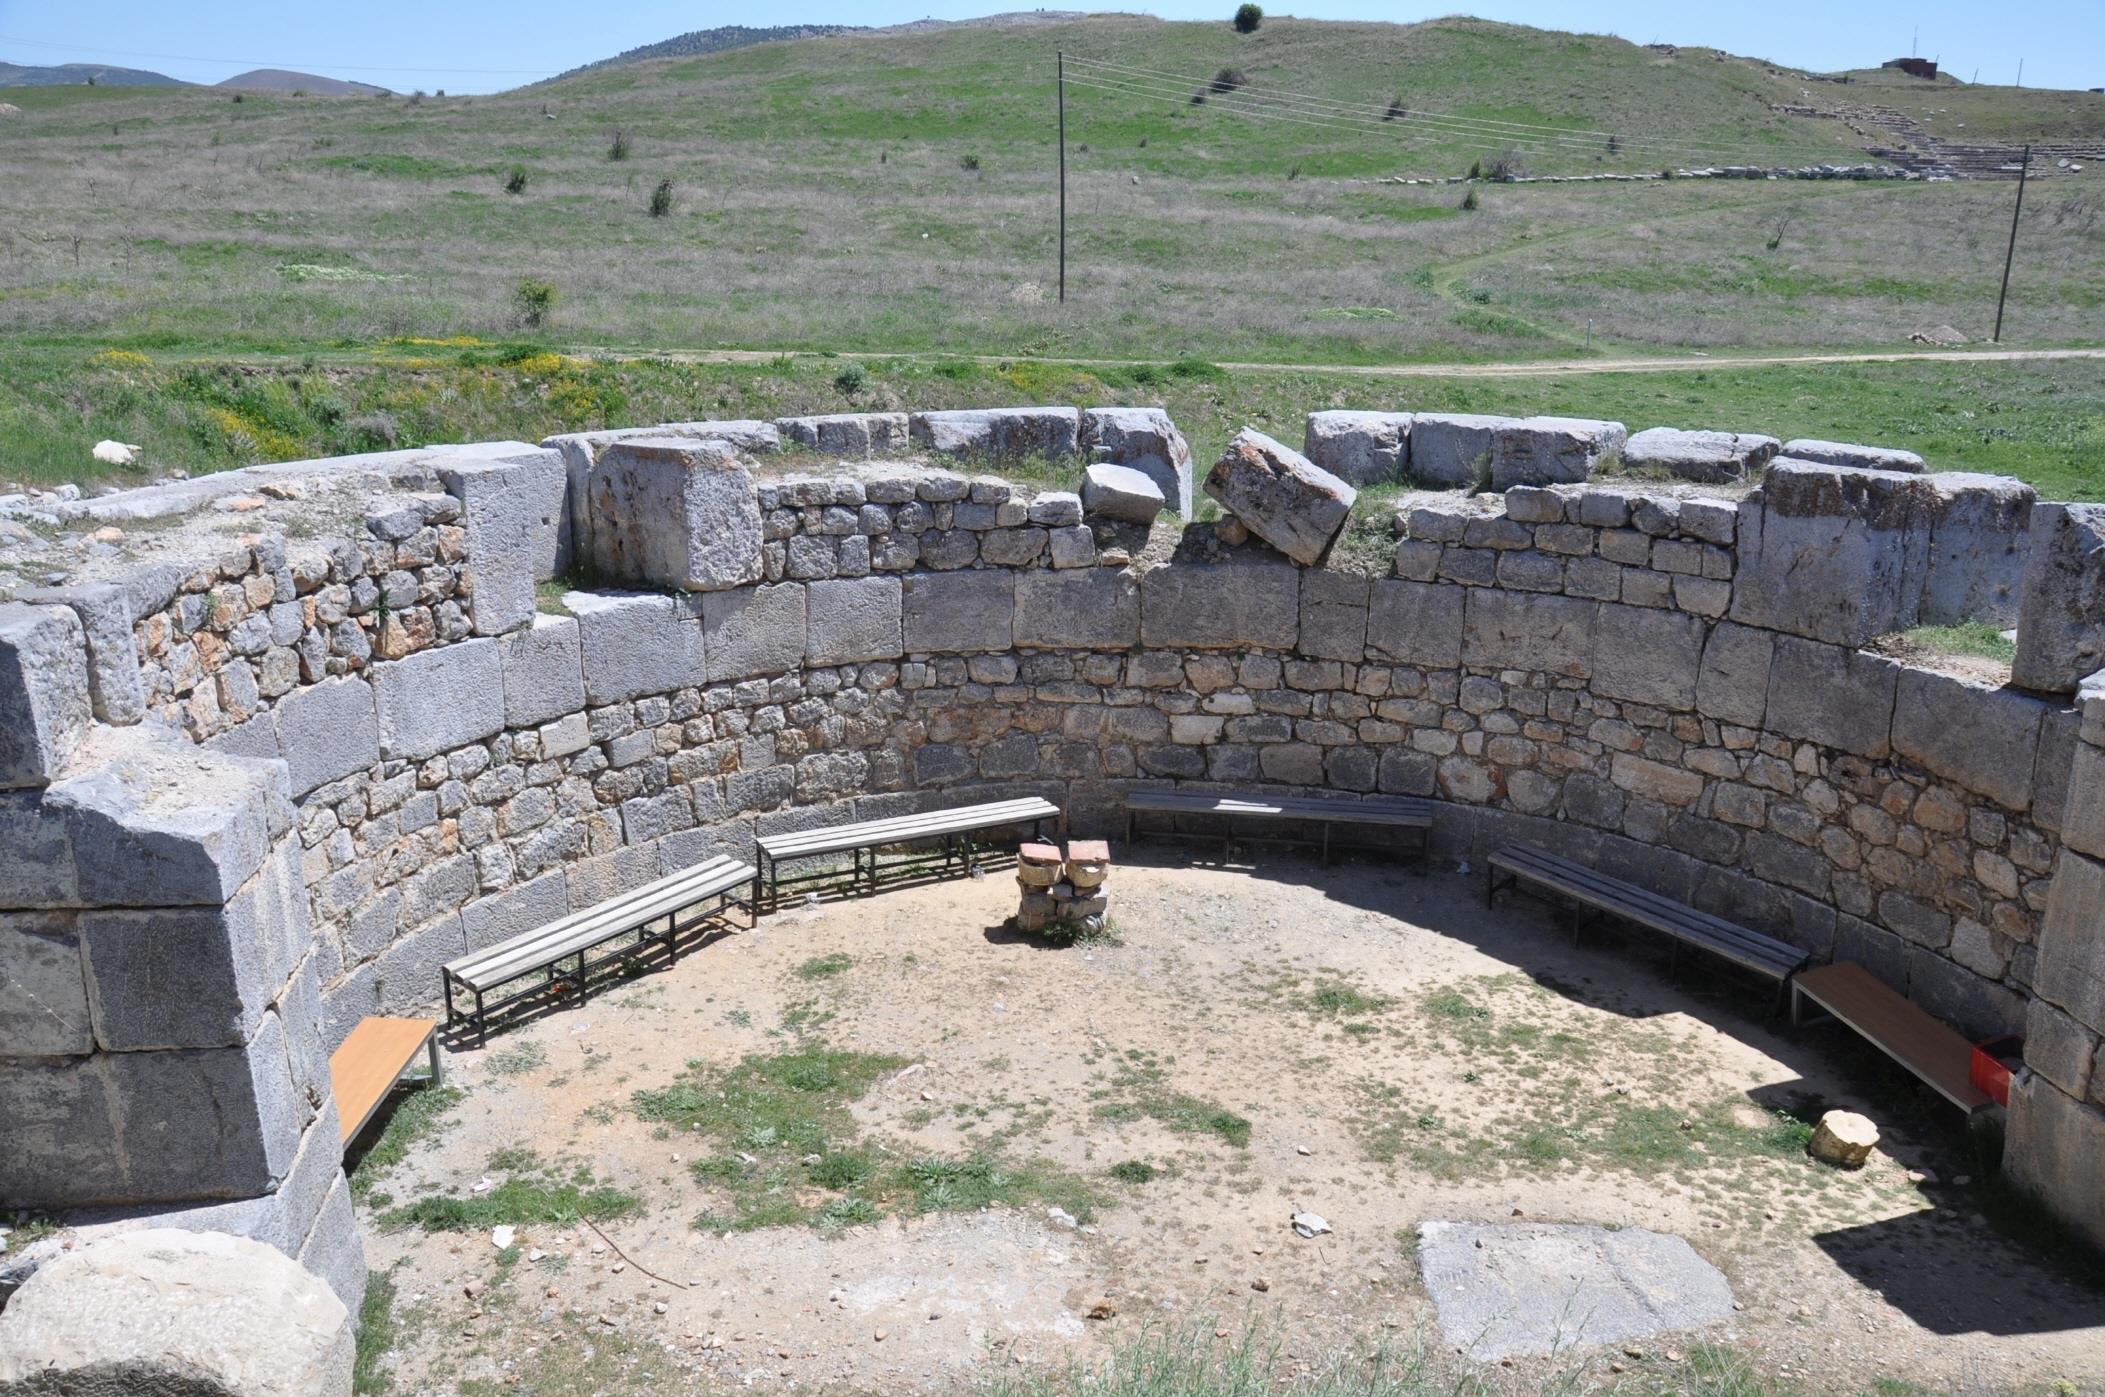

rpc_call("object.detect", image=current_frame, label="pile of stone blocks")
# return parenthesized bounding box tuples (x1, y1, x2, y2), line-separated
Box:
(1013, 839, 1111, 936)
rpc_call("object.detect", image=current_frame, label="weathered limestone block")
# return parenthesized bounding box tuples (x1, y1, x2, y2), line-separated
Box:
(1081, 463, 1165, 524)
(19, 582, 145, 725)
(1488, 416, 1628, 490)
(0, 911, 92, 1055)
(1084, 407, 1193, 515)
(1890, 666, 2045, 811)
(1408, 412, 1513, 486)
(1619, 427, 1780, 484)
(2034, 850, 2105, 1030)
(2005, 1075, 2105, 1254)
(2012, 503, 2105, 694)
(0, 1228, 352, 1397)
(1593, 604, 1705, 709)
(2026, 998, 2098, 1100)
(1139, 557, 1299, 650)
(498, 614, 585, 729)
(1730, 461, 1930, 646)
(0, 789, 77, 909)
(806, 577, 904, 666)
(1367, 579, 1465, 668)
(1764, 638, 1899, 760)
(0, 602, 92, 788)
(1302, 411, 1412, 486)
(461, 871, 570, 957)
(372, 637, 505, 762)
(1918, 472, 2035, 627)
(1015, 569, 1140, 650)
(903, 570, 1014, 653)
(1781, 438, 1926, 473)
(2067, 739, 2105, 861)
(568, 591, 706, 704)
(1204, 428, 1356, 566)
(915, 407, 1080, 461)
(776, 412, 910, 456)
(438, 443, 568, 634)
(585, 437, 763, 592)
(1299, 570, 1371, 661)
(1808, 1109, 1878, 1168)
(703, 582, 808, 681)
(272, 675, 379, 797)
(1695, 621, 1774, 728)
(1463, 591, 1596, 677)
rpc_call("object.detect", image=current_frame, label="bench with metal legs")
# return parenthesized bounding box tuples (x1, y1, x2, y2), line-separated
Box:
(754, 797, 1060, 911)
(1122, 789, 1433, 867)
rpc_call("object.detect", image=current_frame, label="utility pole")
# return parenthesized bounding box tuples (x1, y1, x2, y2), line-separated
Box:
(1993, 144, 2030, 343)
(1052, 52, 1069, 302)
(2015, 58, 2024, 87)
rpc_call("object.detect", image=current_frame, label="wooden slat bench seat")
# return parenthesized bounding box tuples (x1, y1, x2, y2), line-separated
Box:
(1123, 789, 1433, 865)
(330, 1015, 440, 1147)
(442, 853, 756, 1039)
(1791, 961, 1993, 1114)
(755, 797, 1060, 909)
(1486, 843, 1810, 1010)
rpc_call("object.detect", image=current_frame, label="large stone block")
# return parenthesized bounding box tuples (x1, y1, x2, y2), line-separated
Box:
(1081, 463, 1164, 524)
(1140, 558, 1299, 650)
(0, 602, 92, 788)
(1695, 622, 1773, 728)
(915, 407, 1080, 461)
(1083, 406, 1193, 515)
(437, 443, 568, 634)
(1780, 439, 1925, 473)
(585, 437, 764, 592)
(1408, 412, 1513, 486)
(0, 911, 91, 1055)
(0, 789, 77, 907)
(2067, 740, 2105, 860)
(1488, 416, 1628, 490)
(1906, 946, 2024, 1040)
(1463, 591, 1596, 677)
(372, 637, 505, 762)
(1302, 411, 1411, 486)
(1730, 462, 1930, 646)
(1203, 428, 1355, 566)
(903, 570, 1015, 653)
(1593, 604, 1704, 709)
(373, 913, 465, 1015)
(1763, 638, 1899, 759)
(2012, 503, 2105, 694)
(806, 577, 904, 666)
(777, 412, 909, 456)
(1366, 581, 1465, 668)
(19, 582, 145, 725)
(702, 582, 808, 681)
(273, 676, 379, 797)
(1015, 569, 1140, 650)
(2025, 998, 2098, 1099)
(1619, 428, 1779, 484)
(1890, 666, 2045, 811)
(1298, 570, 1370, 661)
(0, 1228, 353, 1397)
(568, 591, 706, 704)
(499, 613, 585, 729)
(2005, 1076, 2105, 1255)
(2034, 850, 2105, 1029)
(460, 870, 569, 955)
(296, 1172, 368, 1320)
(1917, 472, 2035, 627)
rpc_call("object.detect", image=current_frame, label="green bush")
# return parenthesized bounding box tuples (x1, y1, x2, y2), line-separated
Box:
(503, 167, 528, 195)
(648, 178, 674, 217)
(1233, 3, 1263, 33)
(513, 278, 555, 329)
(607, 128, 630, 161)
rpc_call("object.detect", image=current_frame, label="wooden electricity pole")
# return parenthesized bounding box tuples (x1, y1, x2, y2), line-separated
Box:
(1993, 144, 2030, 343)
(1057, 51, 1067, 303)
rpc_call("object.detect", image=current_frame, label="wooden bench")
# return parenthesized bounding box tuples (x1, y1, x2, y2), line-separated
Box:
(1791, 961, 1993, 1114)
(1486, 843, 1810, 1012)
(441, 853, 756, 1039)
(330, 1015, 441, 1148)
(1123, 789, 1433, 865)
(755, 797, 1060, 910)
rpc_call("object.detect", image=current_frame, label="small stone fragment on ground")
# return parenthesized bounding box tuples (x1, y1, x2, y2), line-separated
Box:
(1808, 1109, 1879, 1168)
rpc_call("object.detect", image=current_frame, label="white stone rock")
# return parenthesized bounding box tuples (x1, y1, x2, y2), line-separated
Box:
(1808, 1110, 1878, 1168)
(1082, 463, 1165, 524)
(1620, 427, 1780, 484)
(585, 437, 763, 592)
(1203, 428, 1355, 566)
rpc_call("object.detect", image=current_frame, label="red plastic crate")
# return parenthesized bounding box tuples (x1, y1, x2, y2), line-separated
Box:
(1970, 1035, 2024, 1108)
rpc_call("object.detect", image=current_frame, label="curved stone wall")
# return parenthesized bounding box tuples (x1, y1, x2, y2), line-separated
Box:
(4, 406, 2102, 1305)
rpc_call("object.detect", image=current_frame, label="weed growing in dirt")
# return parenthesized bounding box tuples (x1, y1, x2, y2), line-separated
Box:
(1308, 978, 1391, 1018)
(1108, 1160, 1161, 1184)
(795, 952, 855, 980)
(347, 1084, 463, 1199)
(353, 1271, 398, 1394)
(1093, 1050, 1254, 1148)
(484, 1039, 548, 1077)
(380, 1156, 642, 1232)
(1901, 620, 2017, 663)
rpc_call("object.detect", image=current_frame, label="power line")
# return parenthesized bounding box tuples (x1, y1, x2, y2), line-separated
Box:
(0, 33, 555, 77)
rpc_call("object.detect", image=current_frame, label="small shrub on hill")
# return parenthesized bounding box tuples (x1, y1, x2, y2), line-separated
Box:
(648, 178, 675, 217)
(607, 128, 630, 161)
(503, 167, 529, 195)
(513, 278, 555, 329)
(1233, 3, 1263, 32)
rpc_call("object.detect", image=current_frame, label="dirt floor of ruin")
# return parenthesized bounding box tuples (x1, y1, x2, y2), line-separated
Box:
(350, 850, 2105, 1396)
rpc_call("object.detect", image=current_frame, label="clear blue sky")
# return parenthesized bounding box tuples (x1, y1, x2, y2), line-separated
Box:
(1, 1, 2097, 95)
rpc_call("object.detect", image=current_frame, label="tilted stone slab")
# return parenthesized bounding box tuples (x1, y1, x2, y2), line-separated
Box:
(1620, 427, 1780, 484)
(1366, 580, 1465, 668)
(567, 591, 707, 704)
(1203, 427, 1356, 566)
(372, 637, 505, 762)
(1890, 666, 2046, 811)
(903, 569, 1014, 653)
(1730, 461, 1930, 646)
(1593, 603, 1705, 709)
(437, 443, 568, 635)
(499, 613, 585, 729)
(1081, 462, 1164, 524)
(1083, 406, 1193, 515)
(1764, 636, 1899, 759)
(806, 577, 904, 666)
(1139, 557, 1299, 650)
(0, 911, 92, 1056)
(1918, 472, 2035, 627)
(0, 602, 92, 789)
(1302, 411, 1411, 486)
(1463, 590, 1596, 677)
(1782, 438, 1926, 473)
(18, 582, 145, 726)
(1488, 416, 1628, 491)
(2012, 503, 2105, 694)
(585, 437, 763, 592)
(703, 582, 808, 681)
(1409, 412, 1513, 486)
(1015, 568, 1140, 650)
(273, 676, 379, 797)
